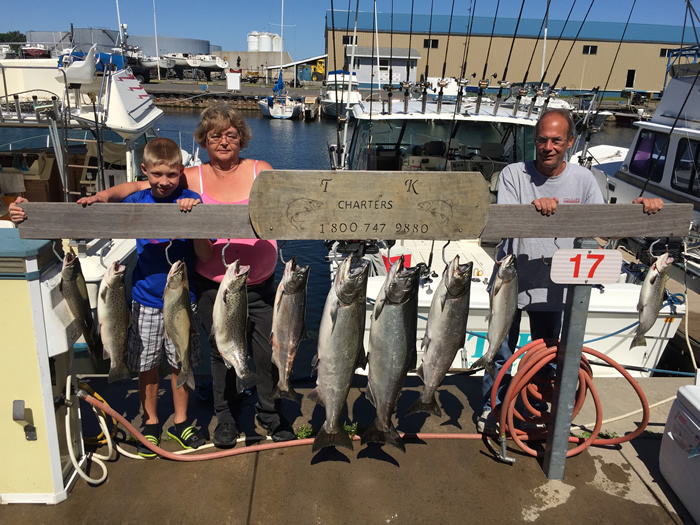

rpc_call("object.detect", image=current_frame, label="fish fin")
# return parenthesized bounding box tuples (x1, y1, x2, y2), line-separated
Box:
(236, 372, 259, 393)
(273, 384, 302, 404)
(630, 332, 646, 349)
(406, 395, 442, 417)
(469, 356, 495, 377)
(440, 291, 448, 311)
(421, 334, 431, 353)
(312, 426, 353, 453)
(269, 330, 276, 348)
(361, 422, 405, 452)
(365, 381, 377, 408)
(311, 353, 319, 373)
(108, 362, 131, 384)
(307, 387, 324, 407)
(373, 296, 385, 320)
(175, 367, 195, 391)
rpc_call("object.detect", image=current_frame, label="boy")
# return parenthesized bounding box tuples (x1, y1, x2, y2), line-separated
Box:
(124, 137, 212, 457)
(11, 138, 214, 457)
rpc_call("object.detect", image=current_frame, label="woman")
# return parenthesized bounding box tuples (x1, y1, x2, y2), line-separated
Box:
(45, 103, 294, 447)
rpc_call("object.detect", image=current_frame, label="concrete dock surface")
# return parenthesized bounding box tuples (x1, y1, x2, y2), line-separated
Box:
(1, 372, 696, 524)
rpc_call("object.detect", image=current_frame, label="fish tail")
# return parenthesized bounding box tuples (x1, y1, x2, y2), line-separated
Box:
(630, 333, 647, 349)
(312, 426, 354, 452)
(176, 367, 195, 391)
(406, 395, 442, 417)
(108, 362, 131, 384)
(361, 421, 406, 452)
(470, 356, 495, 377)
(273, 384, 302, 404)
(236, 372, 259, 393)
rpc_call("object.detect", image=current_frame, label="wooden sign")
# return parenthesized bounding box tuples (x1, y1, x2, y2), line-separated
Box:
(481, 203, 693, 241)
(248, 170, 491, 240)
(17, 202, 256, 240)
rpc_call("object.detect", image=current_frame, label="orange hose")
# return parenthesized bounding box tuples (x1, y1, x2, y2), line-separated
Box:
(491, 338, 650, 458)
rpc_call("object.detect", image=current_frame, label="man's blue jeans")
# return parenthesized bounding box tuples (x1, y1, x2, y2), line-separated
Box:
(481, 309, 563, 411)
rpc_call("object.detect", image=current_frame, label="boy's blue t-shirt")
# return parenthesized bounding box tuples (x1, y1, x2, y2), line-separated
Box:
(124, 187, 200, 308)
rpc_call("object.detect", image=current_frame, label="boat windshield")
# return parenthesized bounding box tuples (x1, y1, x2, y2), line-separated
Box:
(346, 118, 535, 171)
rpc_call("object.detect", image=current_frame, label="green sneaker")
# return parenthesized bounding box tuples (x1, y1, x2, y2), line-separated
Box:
(137, 433, 160, 459)
(167, 425, 206, 450)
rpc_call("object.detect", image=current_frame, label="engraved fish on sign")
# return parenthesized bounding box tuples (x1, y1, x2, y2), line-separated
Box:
(417, 200, 453, 225)
(287, 198, 324, 230)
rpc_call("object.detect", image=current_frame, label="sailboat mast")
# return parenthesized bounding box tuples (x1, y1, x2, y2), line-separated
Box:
(281, 0, 284, 80)
(153, 0, 161, 81)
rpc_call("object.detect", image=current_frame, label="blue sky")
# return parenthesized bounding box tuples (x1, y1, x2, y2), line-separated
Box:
(1, 1, 694, 60)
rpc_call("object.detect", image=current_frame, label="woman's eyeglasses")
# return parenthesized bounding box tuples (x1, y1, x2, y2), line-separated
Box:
(208, 133, 240, 144)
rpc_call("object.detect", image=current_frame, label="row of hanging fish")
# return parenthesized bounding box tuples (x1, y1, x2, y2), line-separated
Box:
(62, 245, 672, 452)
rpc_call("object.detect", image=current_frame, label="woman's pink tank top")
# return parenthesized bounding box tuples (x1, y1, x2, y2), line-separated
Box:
(195, 161, 278, 285)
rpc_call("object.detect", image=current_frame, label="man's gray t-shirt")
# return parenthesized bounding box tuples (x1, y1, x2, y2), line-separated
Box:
(495, 160, 604, 311)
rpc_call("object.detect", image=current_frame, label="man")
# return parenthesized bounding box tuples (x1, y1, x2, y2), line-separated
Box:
(477, 108, 663, 434)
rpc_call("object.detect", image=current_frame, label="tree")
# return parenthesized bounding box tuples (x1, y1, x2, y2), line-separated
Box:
(0, 31, 26, 52)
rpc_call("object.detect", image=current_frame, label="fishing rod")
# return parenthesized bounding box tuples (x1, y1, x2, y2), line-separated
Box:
(577, 0, 637, 165)
(526, 0, 579, 118)
(539, 0, 597, 114)
(330, 0, 341, 165)
(455, 0, 477, 115)
(383, 0, 395, 115)
(420, 0, 436, 114)
(492, 0, 526, 115)
(402, 0, 415, 113)
(514, 5, 548, 117)
(435, 0, 457, 114)
(339, 0, 361, 170)
(366, 0, 379, 169)
(476, 0, 502, 115)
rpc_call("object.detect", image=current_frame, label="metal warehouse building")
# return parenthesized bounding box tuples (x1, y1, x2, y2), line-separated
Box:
(324, 10, 690, 93)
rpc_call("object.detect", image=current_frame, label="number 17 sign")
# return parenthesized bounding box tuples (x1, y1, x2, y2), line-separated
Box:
(550, 249, 623, 285)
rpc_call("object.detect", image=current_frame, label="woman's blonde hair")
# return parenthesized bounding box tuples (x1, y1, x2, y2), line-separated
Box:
(142, 137, 182, 167)
(194, 102, 252, 148)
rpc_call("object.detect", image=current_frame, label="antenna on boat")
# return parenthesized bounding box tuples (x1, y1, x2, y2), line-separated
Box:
(492, 0, 525, 115)
(435, 0, 457, 114)
(476, 0, 502, 115)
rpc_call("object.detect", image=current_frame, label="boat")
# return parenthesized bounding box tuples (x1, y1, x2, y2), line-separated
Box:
(320, 70, 363, 119)
(258, 70, 303, 119)
(258, 0, 302, 120)
(194, 54, 228, 71)
(20, 43, 50, 59)
(571, 70, 700, 291)
(327, 84, 685, 379)
(570, 89, 613, 133)
(0, 44, 17, 60)
(163, 52, 199, 68)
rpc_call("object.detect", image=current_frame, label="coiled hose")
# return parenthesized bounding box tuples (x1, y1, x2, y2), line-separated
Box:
(492, 338, 650, 458)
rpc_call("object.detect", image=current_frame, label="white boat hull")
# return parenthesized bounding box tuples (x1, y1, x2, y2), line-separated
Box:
(258, 98, 302, 119)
